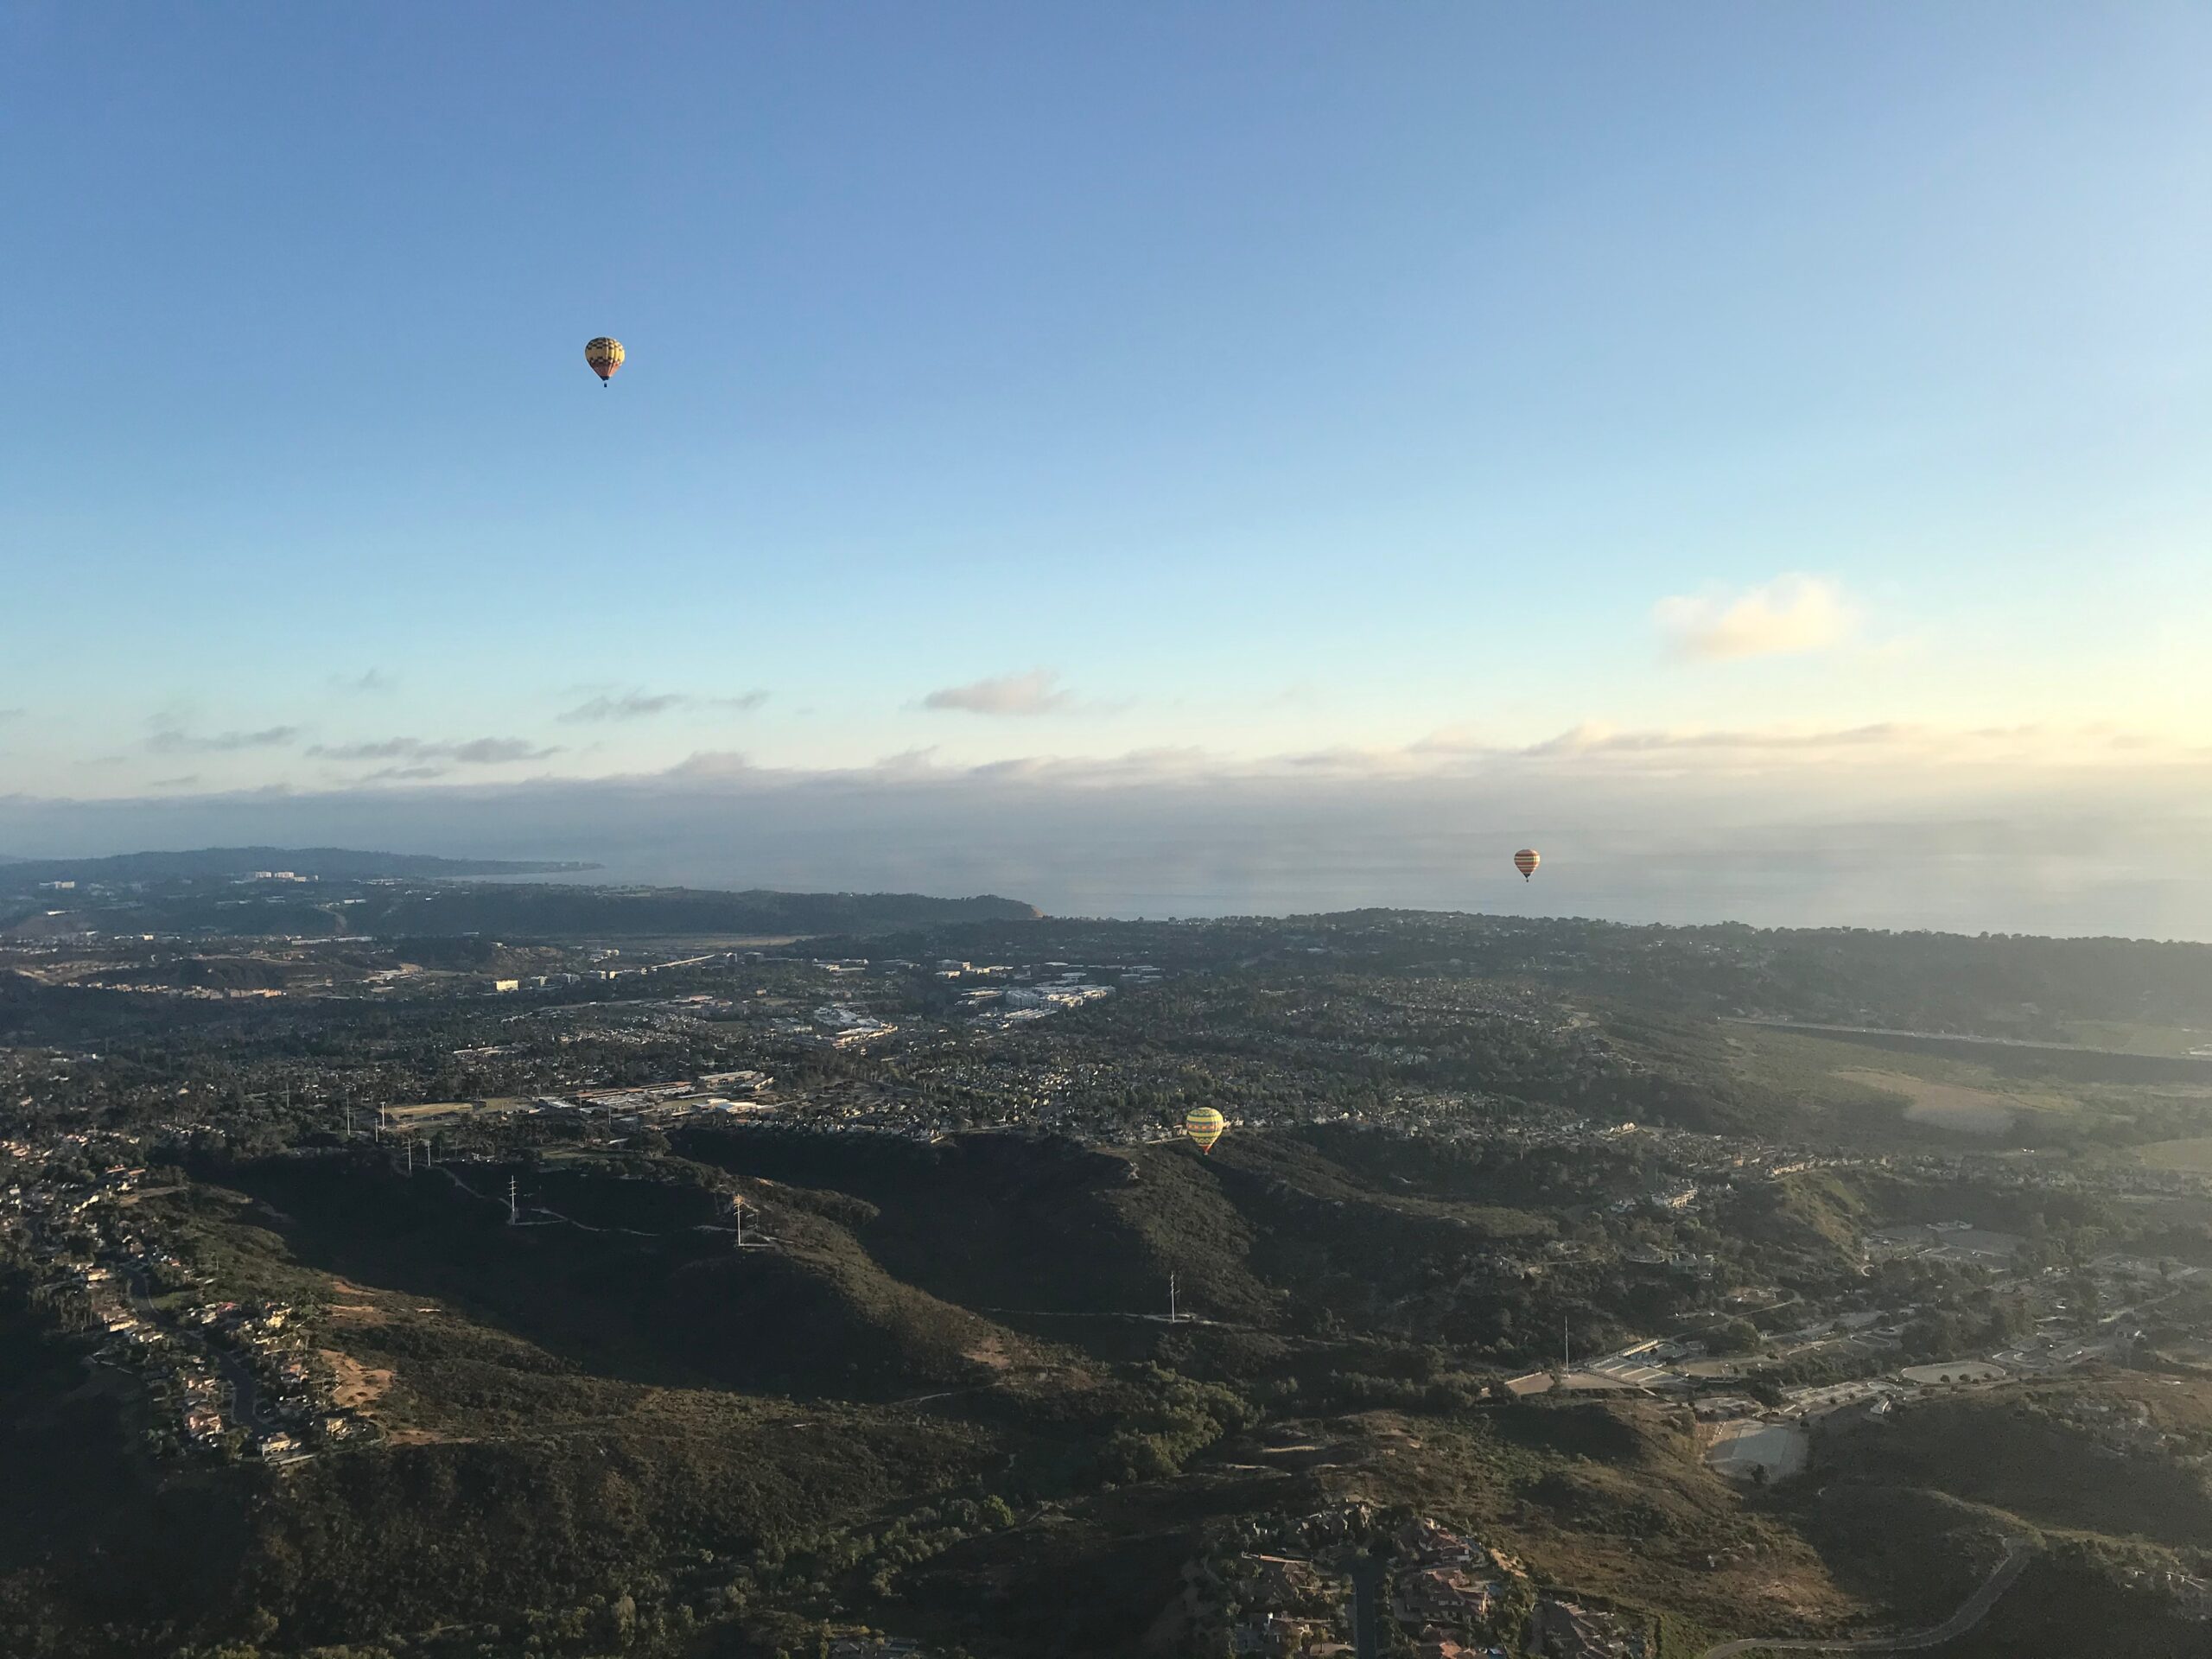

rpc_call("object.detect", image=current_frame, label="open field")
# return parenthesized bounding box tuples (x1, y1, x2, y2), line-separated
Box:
(1724, 1028, 2044, 1141)
(2136, 1135, 2212, 1172)
(385, 1100, 505, 1123)
(1727, 1025, 2212, 1150)
(1831, 1069, 2026, 1136)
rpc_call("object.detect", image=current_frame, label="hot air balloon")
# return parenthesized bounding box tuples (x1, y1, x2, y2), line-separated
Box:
(1514, 849, 1540, 881)
(585, 337, 625, 385)
(1184, 1106, 1226, 1155)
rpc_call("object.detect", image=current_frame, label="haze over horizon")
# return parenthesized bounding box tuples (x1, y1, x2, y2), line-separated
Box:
(4, 744, 2209, 941)
(3, 4, 2207, 937)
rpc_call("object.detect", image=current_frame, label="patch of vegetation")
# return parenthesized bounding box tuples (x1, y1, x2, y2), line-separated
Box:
(1821, 1387, 2212, 1548)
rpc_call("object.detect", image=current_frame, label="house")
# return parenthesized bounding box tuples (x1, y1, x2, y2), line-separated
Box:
(1393, 1567, 1497, 1627)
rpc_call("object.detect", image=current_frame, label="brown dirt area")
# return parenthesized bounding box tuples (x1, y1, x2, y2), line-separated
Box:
(320, 1348, 395, 1411)
(963, 1332, 1017, 1370)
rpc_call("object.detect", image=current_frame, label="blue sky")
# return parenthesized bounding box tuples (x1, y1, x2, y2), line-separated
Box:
(3, 3, 2209, 927)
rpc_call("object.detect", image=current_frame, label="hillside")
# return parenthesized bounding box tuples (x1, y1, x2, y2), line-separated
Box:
(5, 1134, 2211, 1658)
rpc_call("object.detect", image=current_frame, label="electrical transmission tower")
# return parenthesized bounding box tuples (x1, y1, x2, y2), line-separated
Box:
(507, 1176, 519, 1226)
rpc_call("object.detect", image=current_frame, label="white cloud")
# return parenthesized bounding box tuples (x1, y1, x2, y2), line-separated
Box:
(146, 726, 302, 754)
(1655, 574, 1859, 660)
(447, 737, 558, 765)
(922, 668, 1076, 716)
(308, 736, 558, 765)
(560, 689, 769, 723)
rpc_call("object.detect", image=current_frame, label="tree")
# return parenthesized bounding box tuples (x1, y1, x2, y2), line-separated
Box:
(605, 1592, 637, 1648)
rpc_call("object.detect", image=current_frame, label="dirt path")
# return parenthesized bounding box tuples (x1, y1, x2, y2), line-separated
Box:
(1698, 1538, 2031, 1657)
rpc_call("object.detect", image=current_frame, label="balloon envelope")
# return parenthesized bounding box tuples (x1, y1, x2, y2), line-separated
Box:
(1514, 849, 1540, 880)
(1184, 1107, 1226, 1154)
(585, 336, 625, 382)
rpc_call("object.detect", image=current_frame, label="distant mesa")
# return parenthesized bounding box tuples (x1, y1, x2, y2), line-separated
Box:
(331, 884, 1044, 938)
(0, 845, 1041, 940)
(0, 846, 598, 891)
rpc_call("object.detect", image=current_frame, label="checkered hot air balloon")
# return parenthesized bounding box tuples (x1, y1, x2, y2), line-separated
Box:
(585, 336, 625, 385)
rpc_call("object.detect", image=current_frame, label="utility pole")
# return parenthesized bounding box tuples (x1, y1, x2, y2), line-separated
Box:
(732, 1195, 745, 1248)
(1169, 1272, 1179, 1324)
(1562, 1318, 1571, 1375)
(507, 1176, 518, 1226)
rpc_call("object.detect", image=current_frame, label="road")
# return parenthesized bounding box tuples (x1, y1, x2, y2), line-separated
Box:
(1347, 1554, 1382, 1659)
(127, 1267, 268, 1427)
(211, 1343, 267, 1427)
(1698, 1538, 2031, 1658)
(124, 1267, 158, 1322)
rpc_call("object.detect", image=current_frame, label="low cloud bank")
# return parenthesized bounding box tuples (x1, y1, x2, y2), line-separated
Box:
(5, 726, 2209, 938)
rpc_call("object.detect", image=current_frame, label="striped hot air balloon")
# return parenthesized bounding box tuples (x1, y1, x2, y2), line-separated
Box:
(585, 336, 625, 385)
(1184, 1106, 1226, 1155)
(1514, 849, 1540, 881)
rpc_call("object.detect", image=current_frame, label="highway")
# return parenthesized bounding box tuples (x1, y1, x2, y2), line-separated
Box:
(1698, 1537, 2031, 1658)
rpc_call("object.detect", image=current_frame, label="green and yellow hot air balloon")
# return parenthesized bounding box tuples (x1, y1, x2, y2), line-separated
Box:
(1184, 1106, 1226, 1155)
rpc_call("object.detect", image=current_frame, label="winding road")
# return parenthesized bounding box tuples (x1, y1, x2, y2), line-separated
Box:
(128, 1266, 268, 1427)
(1698, 1537, 2031, 1658)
